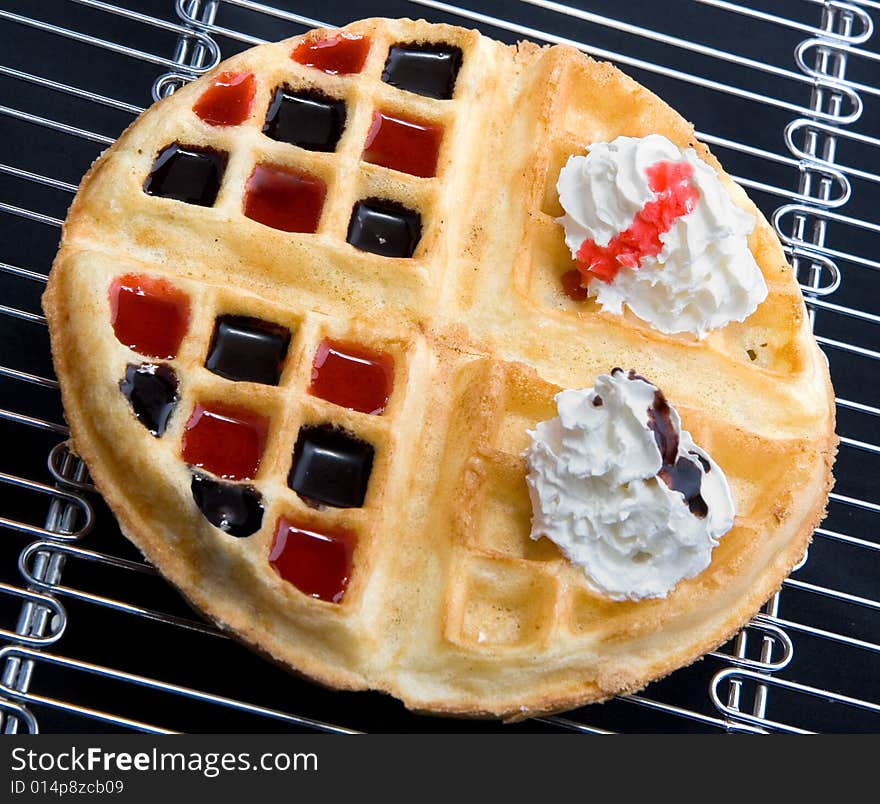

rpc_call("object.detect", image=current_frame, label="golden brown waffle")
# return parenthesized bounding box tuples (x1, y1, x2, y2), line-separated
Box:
(44, 17, 836, 718)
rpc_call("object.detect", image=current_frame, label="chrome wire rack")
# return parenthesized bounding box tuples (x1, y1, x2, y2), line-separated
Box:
(0, 0, 877, 734)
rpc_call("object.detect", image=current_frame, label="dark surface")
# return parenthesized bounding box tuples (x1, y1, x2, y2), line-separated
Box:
(119, 362, 180, 437)
(0, 0, 877, 734)
(263, 87, 348, 152)
(144, 142, 227, 206)
(381, 42, 464, 99)
(347, 197, 423, 257)
(191, 473, 265, 538)
(205, 315, 291, 386)
(289, 424, 375, 509)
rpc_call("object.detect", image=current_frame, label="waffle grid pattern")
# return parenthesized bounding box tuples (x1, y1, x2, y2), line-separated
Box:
(145, 25, 480, 275)
(98, 21, 488, 607)
(440, 350, 823, 655)
(111, 262, 426, 611)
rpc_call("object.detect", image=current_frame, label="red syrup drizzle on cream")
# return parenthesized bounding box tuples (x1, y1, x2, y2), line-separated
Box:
(572, 159, 700, 286)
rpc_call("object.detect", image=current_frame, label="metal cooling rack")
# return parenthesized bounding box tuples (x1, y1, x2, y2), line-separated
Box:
(0, 0, 877, 734)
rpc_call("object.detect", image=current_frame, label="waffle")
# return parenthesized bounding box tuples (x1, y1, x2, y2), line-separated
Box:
(43, 17, 836, 718)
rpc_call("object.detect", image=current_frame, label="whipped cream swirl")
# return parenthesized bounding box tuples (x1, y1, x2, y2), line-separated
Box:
(524, 369, 735, 601)
(557, 134, 768, 338)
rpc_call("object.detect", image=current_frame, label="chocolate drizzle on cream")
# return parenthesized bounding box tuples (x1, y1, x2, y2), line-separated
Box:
(659, 457, 708, 518)
(647, 389, 708, 518)
(524, 369, 735, 600)
(611, 368, 709, 519)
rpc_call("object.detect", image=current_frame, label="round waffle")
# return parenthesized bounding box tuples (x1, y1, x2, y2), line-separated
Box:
(44, 17, 836, 718)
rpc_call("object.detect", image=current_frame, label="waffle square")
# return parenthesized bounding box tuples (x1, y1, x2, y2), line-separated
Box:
(43, 17, 835, 718)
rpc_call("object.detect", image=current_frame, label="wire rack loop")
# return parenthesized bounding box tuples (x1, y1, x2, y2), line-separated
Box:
(0, 474, 93, 541)
(17, 541, 224, 637)
(0, 645, 361, 735)
(785, 118, 880, 184)
(709, 618, 794, 672)
(711, 667, 880, 733)
(0, 584, 67, 647)
(47, 442, 96, 494)
(796, 37, 880, 97)
(791, 162, 851, 207)
(773, 204, 880, 276)
(0, 699, 38, 734)
(782, 245, 842, 296)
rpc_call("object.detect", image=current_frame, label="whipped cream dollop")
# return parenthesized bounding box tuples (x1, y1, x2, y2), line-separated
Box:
(557, 134, 768, 338)
(523, 369, 735, 601)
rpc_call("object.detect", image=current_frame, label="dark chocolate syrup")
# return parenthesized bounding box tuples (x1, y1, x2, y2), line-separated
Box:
(119, 363, 178, 437)
(690, 450, 711, 473)
(659, 456, 709, 518)
(288, 424, 374, 509)
(381, 43, 463, 100)
(616, 367, 710, 519)
(190, 473, 264, 537)
(618, 367, 650, 384)
(143, 143, 226, 207)
(646, 387, 679, 466)
(205, 315, 291, 386)
(646, 388, 708, 519)
(346, 198, 422, 258)
(263, 87, 347, 152)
